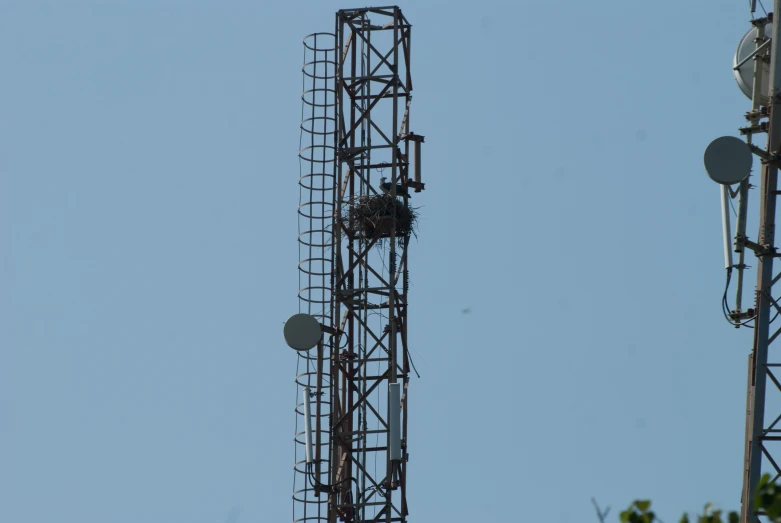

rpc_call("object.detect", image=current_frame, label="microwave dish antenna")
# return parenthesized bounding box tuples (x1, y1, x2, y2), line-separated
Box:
(734, 22, 772, 102)
(703, 136, 753, 185)
(283, 313, 321, 351)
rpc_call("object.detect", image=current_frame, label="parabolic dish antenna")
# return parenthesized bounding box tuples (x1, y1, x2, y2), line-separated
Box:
(734, 22, 771, 102)
(283, 313, 322, 351)
(704, 136, 753, 185)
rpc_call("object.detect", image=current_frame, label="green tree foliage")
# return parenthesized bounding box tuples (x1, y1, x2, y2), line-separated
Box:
(756, 473, 781, 521)
(619, 500, 656, 523)
(617, 474, 781, 523)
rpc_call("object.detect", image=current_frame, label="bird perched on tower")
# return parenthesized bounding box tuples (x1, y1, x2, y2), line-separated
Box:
(379, 176, 410, 198)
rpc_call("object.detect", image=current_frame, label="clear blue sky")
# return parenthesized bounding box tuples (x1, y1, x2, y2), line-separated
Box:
(0, 0, 765, 521)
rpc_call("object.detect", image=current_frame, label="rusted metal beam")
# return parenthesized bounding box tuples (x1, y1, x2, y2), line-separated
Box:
(332, 369, 389, 429)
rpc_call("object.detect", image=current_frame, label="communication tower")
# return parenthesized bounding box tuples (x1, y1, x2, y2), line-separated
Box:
(285, 7, 425, 523)
(705, 1, 781, 521)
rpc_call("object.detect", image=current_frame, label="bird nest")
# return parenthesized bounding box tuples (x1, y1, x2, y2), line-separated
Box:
(342, 194, 418, 245)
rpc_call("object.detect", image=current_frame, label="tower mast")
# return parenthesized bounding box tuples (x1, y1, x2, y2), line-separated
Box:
(290, 7, 424, 523)
(741, 2, 781, 520)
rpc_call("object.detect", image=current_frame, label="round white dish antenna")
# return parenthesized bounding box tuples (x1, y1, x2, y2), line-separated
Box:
(734, 22, 771, 102)
(704, 136, 753, 185)
(283, 313, 322, 351)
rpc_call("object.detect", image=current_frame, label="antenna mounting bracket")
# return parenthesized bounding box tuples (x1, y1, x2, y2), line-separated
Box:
(737, 235, 778, 256)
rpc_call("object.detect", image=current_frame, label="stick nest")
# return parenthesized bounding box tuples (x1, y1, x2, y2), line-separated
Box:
(342, 194, 418, 244)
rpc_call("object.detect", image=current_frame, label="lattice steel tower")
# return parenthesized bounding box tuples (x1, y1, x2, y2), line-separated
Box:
(706, 1, 781, 521)
(287, 7, 425, 523)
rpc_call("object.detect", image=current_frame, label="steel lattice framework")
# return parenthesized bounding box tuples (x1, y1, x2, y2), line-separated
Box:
(294, 6, 423, 523)
(715, 5, 781, 522)
(741, 10, 781, 520)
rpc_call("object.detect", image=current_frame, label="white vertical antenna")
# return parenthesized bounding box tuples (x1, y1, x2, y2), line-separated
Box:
(414, 138, 422, 187)
(721, 184, 734, 270)
(303, 386, 314, 465)
(389, 383, 401, 461)
(735, 20, 767, 313)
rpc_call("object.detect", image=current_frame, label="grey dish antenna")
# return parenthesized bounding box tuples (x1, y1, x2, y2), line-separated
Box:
(734, 22, 771, 102)
(283, 313, 322, 351)
(704, 136, 753, 185)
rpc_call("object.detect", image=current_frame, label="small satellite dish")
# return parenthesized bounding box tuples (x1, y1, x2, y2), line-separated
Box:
(283, 313, 322, 351)
(704, 136, 753, 185)
(734, 22, 771, 102)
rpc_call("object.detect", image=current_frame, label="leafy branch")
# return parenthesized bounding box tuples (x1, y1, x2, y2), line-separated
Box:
(605, 473, 781, 523)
